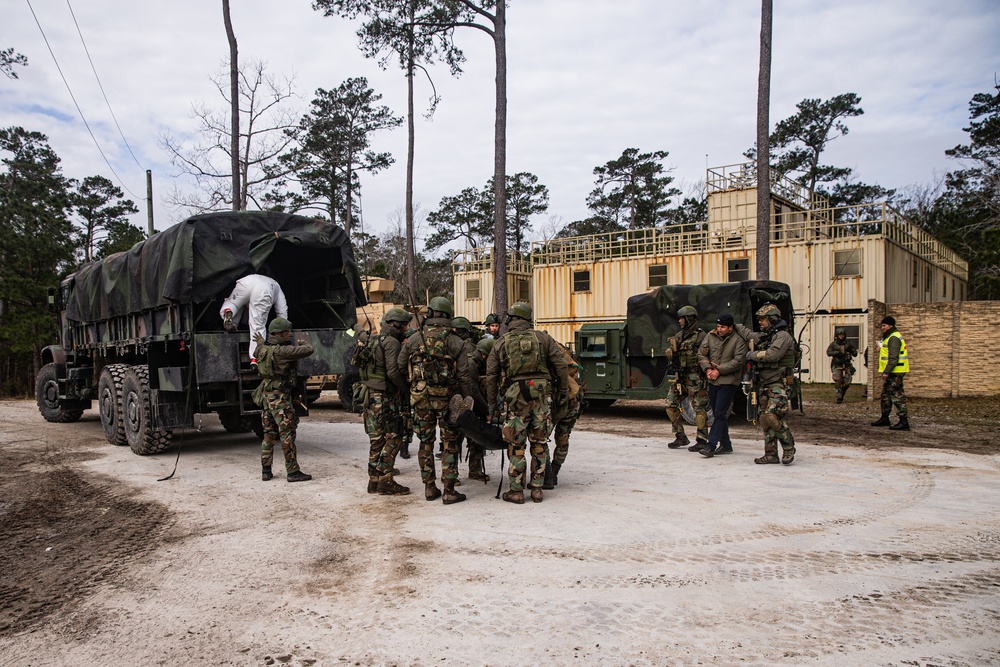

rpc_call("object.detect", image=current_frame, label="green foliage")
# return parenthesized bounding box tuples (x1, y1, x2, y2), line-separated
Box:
(96, 219, 146, 259)
(1, 47, 28, 80)
(0, 127, 77, 394)
(72, 175, 139, 262)
(585, 148, 681, 230)
(660, 196, 708, 233)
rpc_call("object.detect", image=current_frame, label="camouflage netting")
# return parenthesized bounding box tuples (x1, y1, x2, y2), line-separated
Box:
(625, 281, 793, 356)
(65, 211, 366, 322)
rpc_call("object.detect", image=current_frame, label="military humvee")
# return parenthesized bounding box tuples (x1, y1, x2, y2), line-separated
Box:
(575, 281, 799, 416)
(36, 211, 366, 454)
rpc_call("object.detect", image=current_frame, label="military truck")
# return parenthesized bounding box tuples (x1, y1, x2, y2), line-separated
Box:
(574, 281, 799, 416)
(35, 211, 366, 454)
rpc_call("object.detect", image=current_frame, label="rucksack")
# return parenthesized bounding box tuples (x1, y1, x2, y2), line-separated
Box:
(410, 327, 455, 387)
(504, 330, 548, 377)
(557, 343, 582, 398)
(351, 331, 379, 382)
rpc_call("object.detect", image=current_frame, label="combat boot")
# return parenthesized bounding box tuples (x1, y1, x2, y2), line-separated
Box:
(699, 443, 715, 458)
(551, 462, 561, 486)
(377, 474, 410, 495)
(871, 412, 891, 427)
(399, 441, 410, 459)
(754, 456, 780, 464)
(287, 470, 312, 482)
(542, 464, 556, 490)
(424, 482, 441, 501)
(689, 438, 709, 452)
(261, 466, 272, 481)
(781, 446, 796, 465)
(223, 309, 236, 332)
(502, 489, 524, 504)
(367, 478, 379, 494)
(469, 469, 491, 483)
(530, 487, 543, 503)
(889, 416, 910, 431)
(448, 394, 466, 424)
(442, 480, 466, 505)
(667, 433, 690, 449)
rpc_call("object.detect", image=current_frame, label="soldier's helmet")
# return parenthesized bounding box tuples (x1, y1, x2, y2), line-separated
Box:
(755, 303, 781, 321)
(428, 296, 454, 318)
(383, 307, 411, 324)
(268, 317, 293, 333)
(835, 327, 846, 336)
(451, 316, 472, 331)
(676, 305, 698, 320)
(484, 313, 499, 326)
(476, 338, 495, 356)
(508, 302, 533, 321)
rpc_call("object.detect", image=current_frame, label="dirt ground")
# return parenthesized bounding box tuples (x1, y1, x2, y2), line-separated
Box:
(1, 386, 999, 666)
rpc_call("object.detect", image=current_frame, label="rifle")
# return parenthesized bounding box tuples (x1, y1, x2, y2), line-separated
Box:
(741, 340, 760, 424)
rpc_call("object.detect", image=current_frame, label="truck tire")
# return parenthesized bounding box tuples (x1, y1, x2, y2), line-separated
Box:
(218, 410, 255, 434)
(680, 395, 719, 427)
(36, 363, 84, 423)
(121, 365, 173, 455)
(98, 364, 129, 446)
(337, 371, 360, 412)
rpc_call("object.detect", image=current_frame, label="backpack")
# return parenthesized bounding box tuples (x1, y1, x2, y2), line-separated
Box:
(251, 344, 276, 407)
(504, 330, 548, 378)
(410, 327, 455, 388)
(557, 343, 582, 398)
(351, 331, 379, 382)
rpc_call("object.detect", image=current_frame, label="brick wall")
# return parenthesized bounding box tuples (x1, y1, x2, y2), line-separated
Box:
(867, 299, 1000, 397)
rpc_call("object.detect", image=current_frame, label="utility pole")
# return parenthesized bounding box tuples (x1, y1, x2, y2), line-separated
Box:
(146, 169, 154, 236)
(755, 0, 773, 280)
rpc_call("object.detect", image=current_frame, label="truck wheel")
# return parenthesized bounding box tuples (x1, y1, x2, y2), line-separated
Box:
(337, 372, 360, 412)
(121, 365, 173, 455)
(98, 364, 129, 446)
(218, 410, 255, 434)
(36, 363, 83, 423)
(681, 395, 717, 427)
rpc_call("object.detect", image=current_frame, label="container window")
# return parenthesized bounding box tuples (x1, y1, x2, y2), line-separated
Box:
(925, 267, 932, 292)
(517, 278, 530, 302)
(834, 249, 862, 277)
(728, 258, 750, 282)
(573, 270, 591, 293)
(466, 279, 481, 300)
(833, 325, 861, 353)
(648, 265, 669, 287)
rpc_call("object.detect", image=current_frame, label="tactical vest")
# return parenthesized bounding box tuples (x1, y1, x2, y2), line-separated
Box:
(758, 328, 797, 370)
(503, 330, 549, 378)
(353, 332, 386, 382)
(409, 327, 456, 387)
(256, 343, 295, 391)
(671, 328, 704, 368)
(878, 331, 909, 374)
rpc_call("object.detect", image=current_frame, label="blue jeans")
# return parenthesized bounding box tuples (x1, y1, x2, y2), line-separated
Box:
(707, 384, 737, 448)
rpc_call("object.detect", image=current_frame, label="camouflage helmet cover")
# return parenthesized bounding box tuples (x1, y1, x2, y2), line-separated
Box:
(755, 303, 781, 320)
(476, 338, 495, 356)
(268, 317, 293, 333)
(508, 302, 533, 320)
(383, 307, 411, 324)
(451, 316, 472, 331)
(428, 296, 454, 318)
(484, 313, 499, 325)
(676, 305, 698, 319)
(835, 327, 846, 336)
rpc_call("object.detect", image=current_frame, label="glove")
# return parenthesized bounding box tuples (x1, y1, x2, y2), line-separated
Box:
(252, 332, 265, 345)
(559, 389, 569, 404)
(746, 350, 757, 362)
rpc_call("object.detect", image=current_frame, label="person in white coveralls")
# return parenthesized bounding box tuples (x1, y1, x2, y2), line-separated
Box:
(220, 274, 289, 363)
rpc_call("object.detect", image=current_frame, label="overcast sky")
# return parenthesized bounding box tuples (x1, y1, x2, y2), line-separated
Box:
(4, 0, 999, 250)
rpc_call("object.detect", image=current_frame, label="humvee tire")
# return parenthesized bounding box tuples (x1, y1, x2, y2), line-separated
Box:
(36, 363, 83, 423)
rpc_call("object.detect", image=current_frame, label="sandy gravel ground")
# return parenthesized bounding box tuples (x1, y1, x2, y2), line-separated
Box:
(2, 397, 999, 666)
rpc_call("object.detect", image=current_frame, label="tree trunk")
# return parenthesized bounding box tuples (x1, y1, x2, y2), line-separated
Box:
(755, 0, 772, 280)
(222, 0, 240, 212)
(492, 2, 508, 319)
(405, 2, 417, 305)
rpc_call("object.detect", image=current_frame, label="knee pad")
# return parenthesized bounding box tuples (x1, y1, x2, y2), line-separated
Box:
(695, 413, 708, 430)
(763, 413, 783, 431)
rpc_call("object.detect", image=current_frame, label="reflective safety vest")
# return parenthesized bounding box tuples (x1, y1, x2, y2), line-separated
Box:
(878, 331, 909, 374)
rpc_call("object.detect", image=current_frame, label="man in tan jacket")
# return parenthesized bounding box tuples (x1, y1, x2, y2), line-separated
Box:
(696, 313, 749, 457)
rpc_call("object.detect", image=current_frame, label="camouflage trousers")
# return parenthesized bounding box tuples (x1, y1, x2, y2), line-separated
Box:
(758, 383, 795, 459)
(552, 395, 582, 466)
(261, 390, 301, 473)
(411, 390, 462, 484)
(364, 390, 404, 479)
(501, 379, 553, 491)
(832, 365, 855, 400)
(664, 369, 709, 441)
(879, 375, 908, 418)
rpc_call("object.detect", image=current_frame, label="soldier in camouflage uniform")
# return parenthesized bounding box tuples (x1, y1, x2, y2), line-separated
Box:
(665, 305, 710, 452)
(544, 341, 584, 489)
(359, 308, 412, 495)
(398, 325, 417, 459)
(398, 297, 478, 504)
(254, 318, 314, 482)
(485, 303, 569, 504)
(871, 315, 910, 431)
(739, 304, 797, 465)
(483, 313, 500, 340)
(826, 327, 858, 403)
(451, 318, 491, 482)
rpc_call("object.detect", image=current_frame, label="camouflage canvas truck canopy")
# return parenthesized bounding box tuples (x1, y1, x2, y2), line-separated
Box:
(576, 280, 794, 403)
(37, 211, 367, 455)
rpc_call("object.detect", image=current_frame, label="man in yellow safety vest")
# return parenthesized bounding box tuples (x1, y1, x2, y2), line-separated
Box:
(871, 315, 910, 431)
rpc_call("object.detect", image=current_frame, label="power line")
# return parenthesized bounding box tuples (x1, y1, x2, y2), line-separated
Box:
(64, 0, 145, 172)
(25, 0, 142, 200)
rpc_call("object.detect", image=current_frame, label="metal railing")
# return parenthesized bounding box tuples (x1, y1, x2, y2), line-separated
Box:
(706, 162, 828, 210)
(451, 247, 532, 275)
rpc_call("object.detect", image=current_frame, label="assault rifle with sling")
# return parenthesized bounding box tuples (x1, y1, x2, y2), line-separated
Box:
(741, 339, 760, 424)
